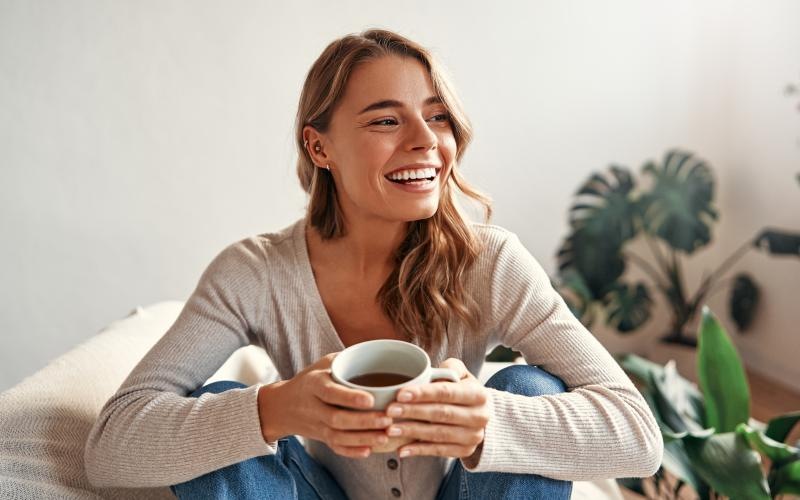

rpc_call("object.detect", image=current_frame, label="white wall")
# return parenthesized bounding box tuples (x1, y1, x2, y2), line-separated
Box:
(1, 0, 798, 392)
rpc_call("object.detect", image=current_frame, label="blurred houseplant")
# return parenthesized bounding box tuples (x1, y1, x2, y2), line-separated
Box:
(617, 307, 800, 499)
(555, 149, 800, 347)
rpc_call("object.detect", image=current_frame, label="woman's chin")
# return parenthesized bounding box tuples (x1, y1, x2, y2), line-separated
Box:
(397, 204, 439, 222)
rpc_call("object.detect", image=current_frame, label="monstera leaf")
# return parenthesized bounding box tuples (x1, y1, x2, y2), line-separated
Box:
(729, 273, 759, 331)
(602, 282, 652, 332)
(754, 228, 800, 257)
(765, 411, 800, 443)
(639, 150, 718, 254)
(557, 230, 625, 299)
(557, 268, 597, 326)
(568, 165, 639, 241)
(557, 165, 639, 299)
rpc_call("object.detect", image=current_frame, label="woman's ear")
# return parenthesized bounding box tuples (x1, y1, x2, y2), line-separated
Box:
(302, 125, 330, 169)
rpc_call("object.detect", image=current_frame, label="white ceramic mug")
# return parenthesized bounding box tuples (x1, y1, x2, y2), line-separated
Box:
(330, 339, 460, 453)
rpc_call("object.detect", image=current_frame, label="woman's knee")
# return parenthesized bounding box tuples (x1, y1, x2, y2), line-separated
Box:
(485, 364, 568, 397)
(189, 380, 247, 397)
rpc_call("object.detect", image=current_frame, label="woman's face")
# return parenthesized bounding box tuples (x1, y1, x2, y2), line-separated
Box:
(306, 55, 457, 224)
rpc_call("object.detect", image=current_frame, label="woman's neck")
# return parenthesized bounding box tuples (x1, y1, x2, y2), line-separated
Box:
(306, 216, 409, 282)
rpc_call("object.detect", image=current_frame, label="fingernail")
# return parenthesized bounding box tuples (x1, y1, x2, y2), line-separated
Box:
(377, 435, 388, 444)
(377, 418, 392, 427)
(359, 396, 371, 407)
(388, 426, 401, 436)
(398, 392, 412, 402)
(387, 406, 402, 417)
(399, 449, 411, 457)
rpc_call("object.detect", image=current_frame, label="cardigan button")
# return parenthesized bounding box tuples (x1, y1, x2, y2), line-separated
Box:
(391, 487, 402, 497)
(387, 458, 398, 470)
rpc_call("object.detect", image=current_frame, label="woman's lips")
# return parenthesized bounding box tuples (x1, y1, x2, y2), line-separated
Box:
(384, 169, 440, 193)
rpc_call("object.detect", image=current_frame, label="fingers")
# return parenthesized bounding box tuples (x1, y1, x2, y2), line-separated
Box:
(386, 421, 484, 447)
(398, 442, 479, 459)
(323, 407, 393, 431)
(386, 402, 489, 427)
(314, 379, 374, 410)
(438, 358, 471, 380)
(324, 427, 390, 448)
(396, 379, 486, 406)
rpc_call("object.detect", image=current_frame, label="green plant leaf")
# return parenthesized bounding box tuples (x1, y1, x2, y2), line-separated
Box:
(662, 427, 716, 442)
(485, 345, 520, 362)
(568, 165, 638, 243)
(662, 440, 711, 500)
(618, 353, 705, 426)
(736, 423, 800, 465)
(729, 273, 760, 332)
(772, 460, 800, 496)
(557, 230, 625, 299)
(557, 164, 639, 300)
(602, 282, 653, 332)
(557, 268, 595, 326)
(660, 359, 706, 428)
(697, 307, 751, 432)
(765, 411, 800, 443)
(639, 149, 718, 254)
(683, 432, 770, 499)
(753, 228, 800, 257)
(615, 477, 646, 495)
(617, 353, 665, 390)
(650, 365, 709, 434)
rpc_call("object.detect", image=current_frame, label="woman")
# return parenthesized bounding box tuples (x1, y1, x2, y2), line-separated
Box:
(84, 28, 663, 500)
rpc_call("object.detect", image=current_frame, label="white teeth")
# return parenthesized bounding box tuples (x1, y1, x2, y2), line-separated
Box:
(387, 167, 437, 181)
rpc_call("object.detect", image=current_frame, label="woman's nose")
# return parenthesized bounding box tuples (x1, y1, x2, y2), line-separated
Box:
(405, 117, 438, 151)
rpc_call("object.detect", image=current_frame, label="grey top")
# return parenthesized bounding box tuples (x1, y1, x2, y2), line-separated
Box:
(84, 217, 663, 500)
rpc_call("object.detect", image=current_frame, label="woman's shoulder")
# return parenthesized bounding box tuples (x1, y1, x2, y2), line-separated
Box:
(467, 221, 545, 276)
(211, 218, 303, 272)
(469, 220, 518, 252)
(253, 217, 303, 249)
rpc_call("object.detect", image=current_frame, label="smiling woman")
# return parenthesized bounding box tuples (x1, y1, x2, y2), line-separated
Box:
(84, 28, 663, 500)
(296, 40, 492, 353)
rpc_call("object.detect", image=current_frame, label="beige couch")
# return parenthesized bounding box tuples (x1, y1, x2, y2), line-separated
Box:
(0, 300, 624, 499)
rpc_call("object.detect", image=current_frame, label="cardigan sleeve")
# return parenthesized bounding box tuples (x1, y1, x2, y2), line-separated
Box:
(460, 231, 663, 480)
(84, 238, 279, 488)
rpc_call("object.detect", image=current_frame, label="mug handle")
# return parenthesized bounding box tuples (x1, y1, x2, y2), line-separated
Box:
(429, 367, 460, 383)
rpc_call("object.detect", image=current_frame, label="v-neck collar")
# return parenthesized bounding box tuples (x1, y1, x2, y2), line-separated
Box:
(293, 217, 346, 352)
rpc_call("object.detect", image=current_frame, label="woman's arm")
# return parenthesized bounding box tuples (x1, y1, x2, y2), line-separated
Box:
(460, 231, 663, 480)
(83, 238, 278, 488)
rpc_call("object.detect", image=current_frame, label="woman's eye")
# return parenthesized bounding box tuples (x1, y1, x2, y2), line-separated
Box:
(371, 118, 398, 126)
(370, 114, 449, 127)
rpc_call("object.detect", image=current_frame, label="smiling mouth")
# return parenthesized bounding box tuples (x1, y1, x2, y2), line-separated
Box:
(385, 168, 441, 185)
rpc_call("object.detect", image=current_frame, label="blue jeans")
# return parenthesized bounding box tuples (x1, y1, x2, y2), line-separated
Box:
(170, 365, 573, 499)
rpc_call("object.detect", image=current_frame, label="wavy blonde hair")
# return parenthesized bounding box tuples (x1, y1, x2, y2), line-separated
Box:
(295, 28, 493, 350)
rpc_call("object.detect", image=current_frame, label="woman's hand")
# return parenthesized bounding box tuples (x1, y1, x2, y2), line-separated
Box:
(257, 353, 393, 458)
(384, 358, 490, 459)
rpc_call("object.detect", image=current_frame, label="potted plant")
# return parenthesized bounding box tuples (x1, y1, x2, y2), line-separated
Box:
(556, 149, 800, 347)
(617, 307, 800, 499)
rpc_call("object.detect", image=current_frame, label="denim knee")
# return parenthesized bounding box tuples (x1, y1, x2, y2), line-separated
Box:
(485, 364, 568, 397)
(189, 380, 247, 397)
